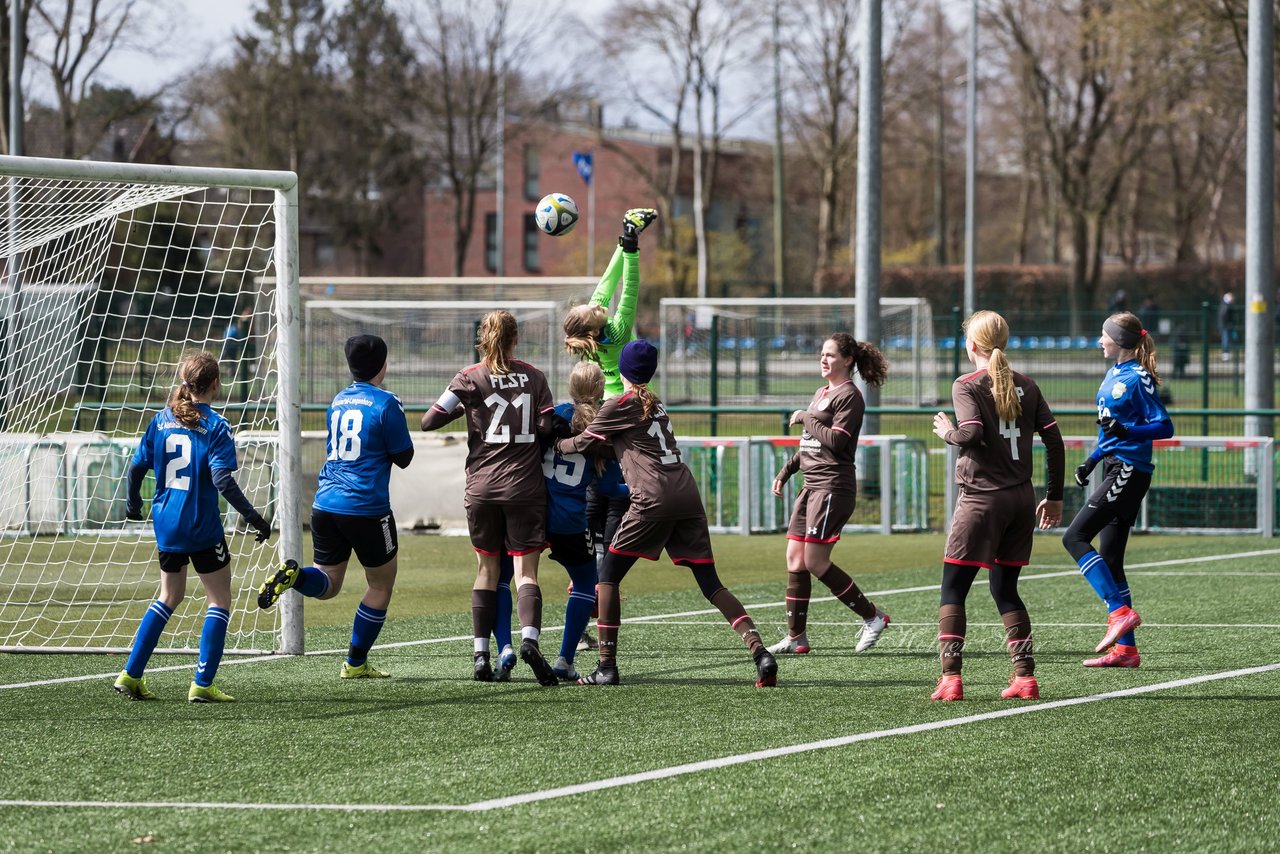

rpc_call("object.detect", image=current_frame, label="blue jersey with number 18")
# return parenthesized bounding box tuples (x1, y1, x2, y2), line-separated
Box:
(314, 382, 414, 517)
(132, 403, 238, 553)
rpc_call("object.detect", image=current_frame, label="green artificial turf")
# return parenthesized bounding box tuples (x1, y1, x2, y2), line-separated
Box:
(1, 534, 1278, 852)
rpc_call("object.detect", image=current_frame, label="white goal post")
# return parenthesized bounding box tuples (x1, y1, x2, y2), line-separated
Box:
(0, 154, 303, 655)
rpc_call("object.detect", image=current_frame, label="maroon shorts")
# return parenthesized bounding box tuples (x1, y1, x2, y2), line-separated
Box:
(786, 488, 856, 544)
(609, 512, 714, 566)
(944, 482, 1035, 569)
(464, 499, 547, 556)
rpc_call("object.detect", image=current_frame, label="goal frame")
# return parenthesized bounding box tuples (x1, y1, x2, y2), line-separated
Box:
(0, 154, 304, 655)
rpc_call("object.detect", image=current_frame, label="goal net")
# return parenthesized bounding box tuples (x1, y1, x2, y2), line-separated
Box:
(657, 297, 937, 406)
(302, 299, 571, 408)
(0, 155, 301, 654)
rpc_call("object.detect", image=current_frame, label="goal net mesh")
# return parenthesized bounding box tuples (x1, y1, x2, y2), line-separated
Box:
(0, 174, 285, 652)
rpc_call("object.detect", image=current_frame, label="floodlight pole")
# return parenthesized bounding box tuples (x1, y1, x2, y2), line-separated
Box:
(963, 0, 976, 318)
(855, 0, 882, 429)
(1, 0, 23, 431)
(1245, 0, 1275, 450)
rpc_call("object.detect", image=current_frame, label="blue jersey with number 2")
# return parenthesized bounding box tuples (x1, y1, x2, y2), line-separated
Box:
(132, 404, 238, 553)
(314, 382, 414, 517)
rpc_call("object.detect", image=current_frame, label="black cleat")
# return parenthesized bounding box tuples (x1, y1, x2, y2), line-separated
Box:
(256, 559, 300, 610)
(577, 660, 621, 686)
(473, 651, 495, 682)
(519, 639, 559, 686)
(754, 649, 778, 688)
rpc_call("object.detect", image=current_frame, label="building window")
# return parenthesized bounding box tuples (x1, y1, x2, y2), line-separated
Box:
(523, 214, 540, 272)
(485, 213, 498, 273)
(523, 146, 540, 200)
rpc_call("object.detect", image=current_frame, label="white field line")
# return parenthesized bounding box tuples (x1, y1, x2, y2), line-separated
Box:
(634, 620, 1280, 630)
(3, 661, 1276, 814)
(3, 548, 1276, 692)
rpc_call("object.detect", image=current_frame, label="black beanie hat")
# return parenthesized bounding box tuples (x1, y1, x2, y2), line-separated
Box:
(345, 334, 388, 381)
(619, 339, 659, 385)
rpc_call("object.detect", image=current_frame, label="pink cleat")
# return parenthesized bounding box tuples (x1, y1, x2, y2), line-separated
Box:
(1095, 605, 1142, 652)
(1000, 674, 1040, 699)
(1084, 644, 1141, 668)
(930, 674, 964, 701)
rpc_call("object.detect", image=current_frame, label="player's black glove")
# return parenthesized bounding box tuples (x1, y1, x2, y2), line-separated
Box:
(125, 507, 143, 522)
(249, 516, 272, 543)
(1074, 458, 1099, 488)
(1098, 416, 1129, 438)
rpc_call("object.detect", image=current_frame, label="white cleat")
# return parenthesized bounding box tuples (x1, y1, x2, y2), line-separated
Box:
(855, 609, 890, 652)
(766, 633, 811, 655)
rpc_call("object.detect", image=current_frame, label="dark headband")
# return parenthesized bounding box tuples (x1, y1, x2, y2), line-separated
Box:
(1103, 318, 1145, 350)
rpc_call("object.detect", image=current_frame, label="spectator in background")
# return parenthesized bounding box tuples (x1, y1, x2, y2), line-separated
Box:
(220, 302, 256, 401)
(1140, 296, 1161, 335)
(1107, 289, 1128, 314)
(1218, 291, 1236, 361)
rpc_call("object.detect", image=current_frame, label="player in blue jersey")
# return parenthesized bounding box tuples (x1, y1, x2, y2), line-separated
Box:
(491, 361, 628, 681)
(1062, 312, 1173, 667)
(113, 351, 272, 703)
(257, 335, 415, 678)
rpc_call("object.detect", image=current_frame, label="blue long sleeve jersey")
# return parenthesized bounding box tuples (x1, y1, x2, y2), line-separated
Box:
(131, 404, 238, 553)
(1091, 359, 1174, 473)
(543, 402, 628, 534)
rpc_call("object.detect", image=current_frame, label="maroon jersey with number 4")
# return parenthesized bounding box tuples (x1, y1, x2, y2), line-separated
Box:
(945, 368, 1064, 500)
(777, 380, 864, 496)
(445, 360, 554, 502)
(557, 392, 704, 520)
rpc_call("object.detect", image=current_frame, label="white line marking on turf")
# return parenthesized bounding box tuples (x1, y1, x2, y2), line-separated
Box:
(628, 620, 1280, 629)
(3, 662, 1276, 814)
(5, 548, 1276, 692)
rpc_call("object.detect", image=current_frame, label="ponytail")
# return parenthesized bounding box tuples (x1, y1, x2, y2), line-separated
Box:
(988, 347, 1021, 422)
(964, 310, 1021, 421)
(827, 332, 889, 388)
(632, 383, 659, 420)
(167, 351, 220, 427)
(563, 304, 607, 360)
(477, 310, 518, 375)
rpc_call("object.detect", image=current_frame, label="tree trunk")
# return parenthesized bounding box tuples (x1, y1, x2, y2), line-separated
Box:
(1069, 212, 1089, 336)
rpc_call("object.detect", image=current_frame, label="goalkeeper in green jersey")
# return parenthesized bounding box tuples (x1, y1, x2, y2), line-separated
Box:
(562, 207, 658, 398)
(561, 208, 657, 644)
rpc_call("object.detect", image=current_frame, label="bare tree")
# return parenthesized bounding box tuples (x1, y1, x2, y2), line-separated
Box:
(592, 0, 768, 297)
(0, 1, 33, 155)
(990, 0, 1168, 333)
(28, 0, 169, 158)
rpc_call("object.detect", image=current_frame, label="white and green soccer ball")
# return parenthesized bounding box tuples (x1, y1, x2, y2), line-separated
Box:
(535, 192, 580, 237)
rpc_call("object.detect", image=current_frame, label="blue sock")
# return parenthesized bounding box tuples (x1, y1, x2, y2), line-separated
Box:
(296, 566, 331, 598)
(347, 603, 387, 667)
(560, 560, 598, 662)
(124, 600, 172, 678)
(1077, 551, 1126, 612)
(493, 556, 515, 652)
(1116, 585, 1137, 646)
(195, 606, 230, 687)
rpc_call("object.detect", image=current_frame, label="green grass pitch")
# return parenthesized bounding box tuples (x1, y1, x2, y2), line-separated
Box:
(2, 533, 1279, 851)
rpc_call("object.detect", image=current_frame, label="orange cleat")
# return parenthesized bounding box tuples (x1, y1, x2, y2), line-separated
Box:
(1095, 605, 1142, 652)
(930, 674, 964, 701)
(1083, 644, 1141, 668)
(1000, 674, 1040, 699)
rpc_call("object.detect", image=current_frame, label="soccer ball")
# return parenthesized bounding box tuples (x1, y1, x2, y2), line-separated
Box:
(535, 193, 579, 237)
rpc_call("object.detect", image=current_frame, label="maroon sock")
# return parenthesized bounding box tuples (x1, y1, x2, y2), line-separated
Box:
(710, 588, 763, 654)
(816, 562, 876, 619)
(784, 571, 811, 637)
(516, 582, 543, 633)
(471, 588, 497, 641)
(596, 582, 620, 664)
(939, 603, 966, 676)
(1002, 609, 1034, 677)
